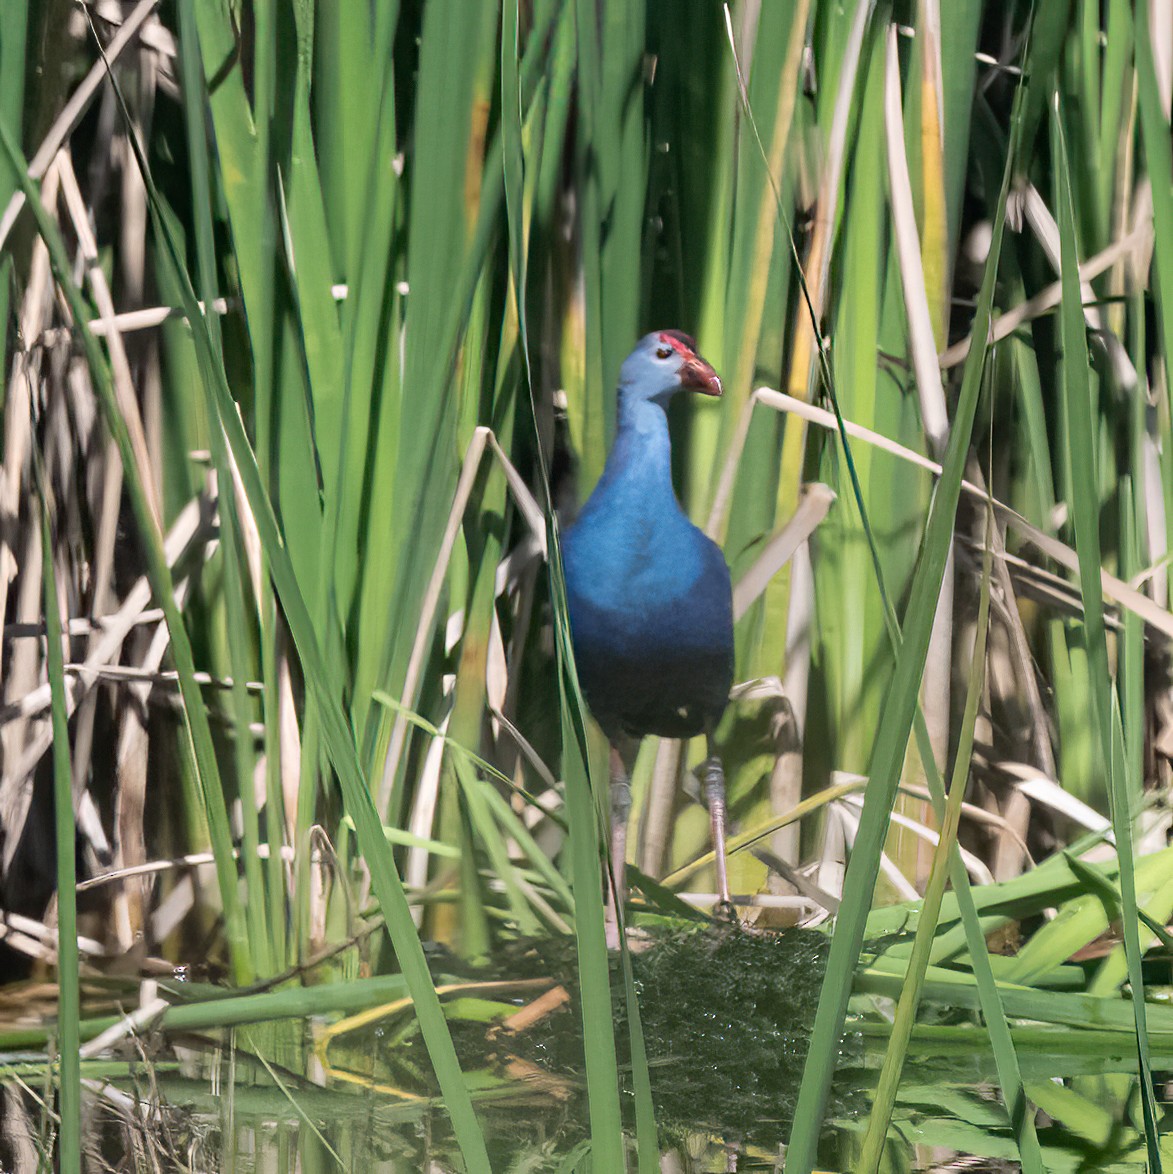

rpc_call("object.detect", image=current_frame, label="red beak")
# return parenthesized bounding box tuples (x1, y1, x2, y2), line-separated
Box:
(679, 353, 723, 397)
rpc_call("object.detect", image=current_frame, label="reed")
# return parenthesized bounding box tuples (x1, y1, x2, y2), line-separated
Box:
(2, 2, 1173, 1169)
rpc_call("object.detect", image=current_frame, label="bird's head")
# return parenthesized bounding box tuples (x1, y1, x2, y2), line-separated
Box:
(618, 331, 723, 407)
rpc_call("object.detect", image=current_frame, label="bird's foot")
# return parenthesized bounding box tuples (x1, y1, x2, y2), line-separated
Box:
(698, 755, 733, 912)
(610, 775, 632, 825)
(712, 898, 739, 925)
(607, 755, 633, 947)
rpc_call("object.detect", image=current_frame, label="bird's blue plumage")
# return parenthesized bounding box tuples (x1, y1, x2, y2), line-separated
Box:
(563, 334, 734, 742)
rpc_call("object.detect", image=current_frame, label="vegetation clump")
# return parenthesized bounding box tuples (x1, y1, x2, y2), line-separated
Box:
(432, 924, 861, 1149)
(621, 924, 862, 1146)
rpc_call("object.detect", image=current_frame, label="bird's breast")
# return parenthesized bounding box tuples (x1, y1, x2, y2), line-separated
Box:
(569, 525, 701, 610)
(564, 513, 730, 647)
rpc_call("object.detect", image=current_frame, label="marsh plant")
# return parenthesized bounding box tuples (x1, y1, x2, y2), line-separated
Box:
(2, 1, 1173, 1170)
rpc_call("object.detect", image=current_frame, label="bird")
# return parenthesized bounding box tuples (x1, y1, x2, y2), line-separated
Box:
(562, 330, 735, 937)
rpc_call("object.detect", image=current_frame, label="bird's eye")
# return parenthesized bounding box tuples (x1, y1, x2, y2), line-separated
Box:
(655, 346, 672, 359)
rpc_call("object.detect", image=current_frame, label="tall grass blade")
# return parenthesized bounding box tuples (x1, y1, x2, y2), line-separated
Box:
(783, 29, 1030, 1171)
(175, 0, 276, 978)
(32, 444, 80, 1172)
(504, 4, 634, 1161)
(549, 545, 627, 1172)
(1136, 5, 1173, 385)
(857, 514, 992, 1169)
(0, 0, 27, 384)
(1052, 94, 1163, 1168)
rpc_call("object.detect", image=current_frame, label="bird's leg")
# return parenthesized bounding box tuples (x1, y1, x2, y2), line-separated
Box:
(606, 744, 632, 947)
(700, 749, 734, 919)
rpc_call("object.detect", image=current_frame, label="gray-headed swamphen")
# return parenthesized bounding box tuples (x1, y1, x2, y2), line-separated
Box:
(563, 331, 735, 937)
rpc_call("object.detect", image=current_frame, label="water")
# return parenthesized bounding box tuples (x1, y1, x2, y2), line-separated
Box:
(1, 925, 1169, 1171)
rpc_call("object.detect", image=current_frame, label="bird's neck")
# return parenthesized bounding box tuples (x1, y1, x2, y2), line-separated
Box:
(606, 395, 675, 495)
